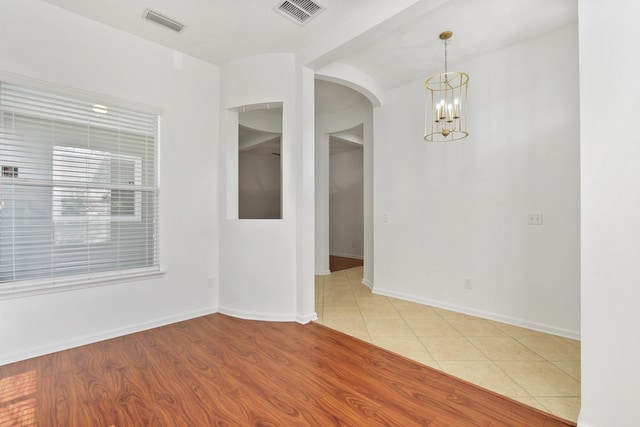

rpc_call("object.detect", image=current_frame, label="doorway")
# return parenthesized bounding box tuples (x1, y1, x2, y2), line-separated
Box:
(329, 134, 364, 272)
(314, 78, 373, 283)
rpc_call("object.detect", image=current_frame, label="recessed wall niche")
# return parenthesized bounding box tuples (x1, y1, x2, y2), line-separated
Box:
(237, 103, 283, 219)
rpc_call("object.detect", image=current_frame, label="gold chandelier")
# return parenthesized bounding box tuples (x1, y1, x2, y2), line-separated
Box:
(424, 31, 469, 142)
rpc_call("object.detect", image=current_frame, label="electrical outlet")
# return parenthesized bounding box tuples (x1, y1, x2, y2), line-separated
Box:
(207, 277, 216, 289)
(464, 278, 472, 290)
(528, 212, 543, 225)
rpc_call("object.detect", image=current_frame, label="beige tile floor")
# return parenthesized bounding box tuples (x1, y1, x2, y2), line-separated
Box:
(314, 267, 581, 423)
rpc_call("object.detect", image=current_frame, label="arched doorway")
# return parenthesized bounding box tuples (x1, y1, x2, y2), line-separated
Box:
(314, 79, 373, 288)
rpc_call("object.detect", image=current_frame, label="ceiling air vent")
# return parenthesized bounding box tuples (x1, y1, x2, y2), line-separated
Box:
(143, 9, 185, 33)
(275, 0, 324, 25)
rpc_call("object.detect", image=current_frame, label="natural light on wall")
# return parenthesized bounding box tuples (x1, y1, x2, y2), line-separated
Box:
(424, 31, 469, 142)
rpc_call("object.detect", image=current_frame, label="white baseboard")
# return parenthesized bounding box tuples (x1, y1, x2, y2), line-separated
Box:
(0, 307, 217, 366)
(217, 306, 297, 322)
(329, 251, 364, 260)
(315, 269, 331, 276)
(361, 277, 373, 290)
(297, 312, 318, 324)
(218, 307, 316, 325)
(373, 287, 581, 340)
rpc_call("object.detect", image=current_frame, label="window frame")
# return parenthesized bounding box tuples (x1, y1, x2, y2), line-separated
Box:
(0, 75, 163, 299)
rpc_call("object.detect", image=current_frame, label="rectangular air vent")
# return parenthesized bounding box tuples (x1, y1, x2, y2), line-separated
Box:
(275, 0, 324, 25)
(144, 9, 185, 32)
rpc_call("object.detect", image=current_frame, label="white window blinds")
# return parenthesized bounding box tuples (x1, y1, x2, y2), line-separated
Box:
(0, 81, 159, 291)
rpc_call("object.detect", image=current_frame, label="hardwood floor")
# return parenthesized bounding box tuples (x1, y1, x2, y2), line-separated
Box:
(0, 313, 575, 426)
(330, 255, 364, 272)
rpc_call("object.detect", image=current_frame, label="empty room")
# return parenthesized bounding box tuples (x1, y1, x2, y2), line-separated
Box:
(0, 1, 638, 426)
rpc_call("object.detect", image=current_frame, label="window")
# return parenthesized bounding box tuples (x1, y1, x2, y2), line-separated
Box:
(0, 81, 159, 293)
(52, 147, 142, 245)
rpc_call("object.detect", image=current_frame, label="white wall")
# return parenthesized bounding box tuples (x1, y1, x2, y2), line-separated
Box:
(294, 64, 317, 324)
(239, 150, 281, 219)
(218, 54, 315, 322)
(373, 24, 581, 338)
(578, 1, 640, 425)
(329, 145, 364, 259)
(0, 0, 219, 364)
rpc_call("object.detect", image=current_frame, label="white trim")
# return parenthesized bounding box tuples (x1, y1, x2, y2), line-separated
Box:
(0, 307, 216, 365)
(361, 278, 373, 290)
(315, 269, 331, 276)
(373, 287, 581, 340)
(217, 306, 297, 322)
(0, 269, 165, 300)
(330, 251, 364, 260)
(296, 312, 318, 324)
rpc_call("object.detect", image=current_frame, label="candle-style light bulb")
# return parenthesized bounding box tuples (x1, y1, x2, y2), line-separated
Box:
(453, 98, 460, 119)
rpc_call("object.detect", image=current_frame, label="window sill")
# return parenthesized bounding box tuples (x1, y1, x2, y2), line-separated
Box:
(0, 268, 165, 300)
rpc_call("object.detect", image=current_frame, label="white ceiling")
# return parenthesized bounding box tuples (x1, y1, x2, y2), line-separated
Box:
(337, 0, 578, 91)
(330, 137, 363, 156)
(41, 0, 578, 92)
(315, 80, 367, 115)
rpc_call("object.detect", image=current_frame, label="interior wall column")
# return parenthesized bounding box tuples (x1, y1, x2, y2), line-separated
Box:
(315, 132, 331, 275)
(296, 64, 317, 322)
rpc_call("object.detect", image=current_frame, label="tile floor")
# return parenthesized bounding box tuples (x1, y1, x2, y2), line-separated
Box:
(314, 267, 581, 423)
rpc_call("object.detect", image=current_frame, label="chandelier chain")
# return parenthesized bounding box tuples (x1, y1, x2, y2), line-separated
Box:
(444, 38, 449, 74)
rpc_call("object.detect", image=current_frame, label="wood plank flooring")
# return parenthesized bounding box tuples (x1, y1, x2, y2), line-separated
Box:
(0, 313, 576, 426)
(330, 255, 364, 272)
